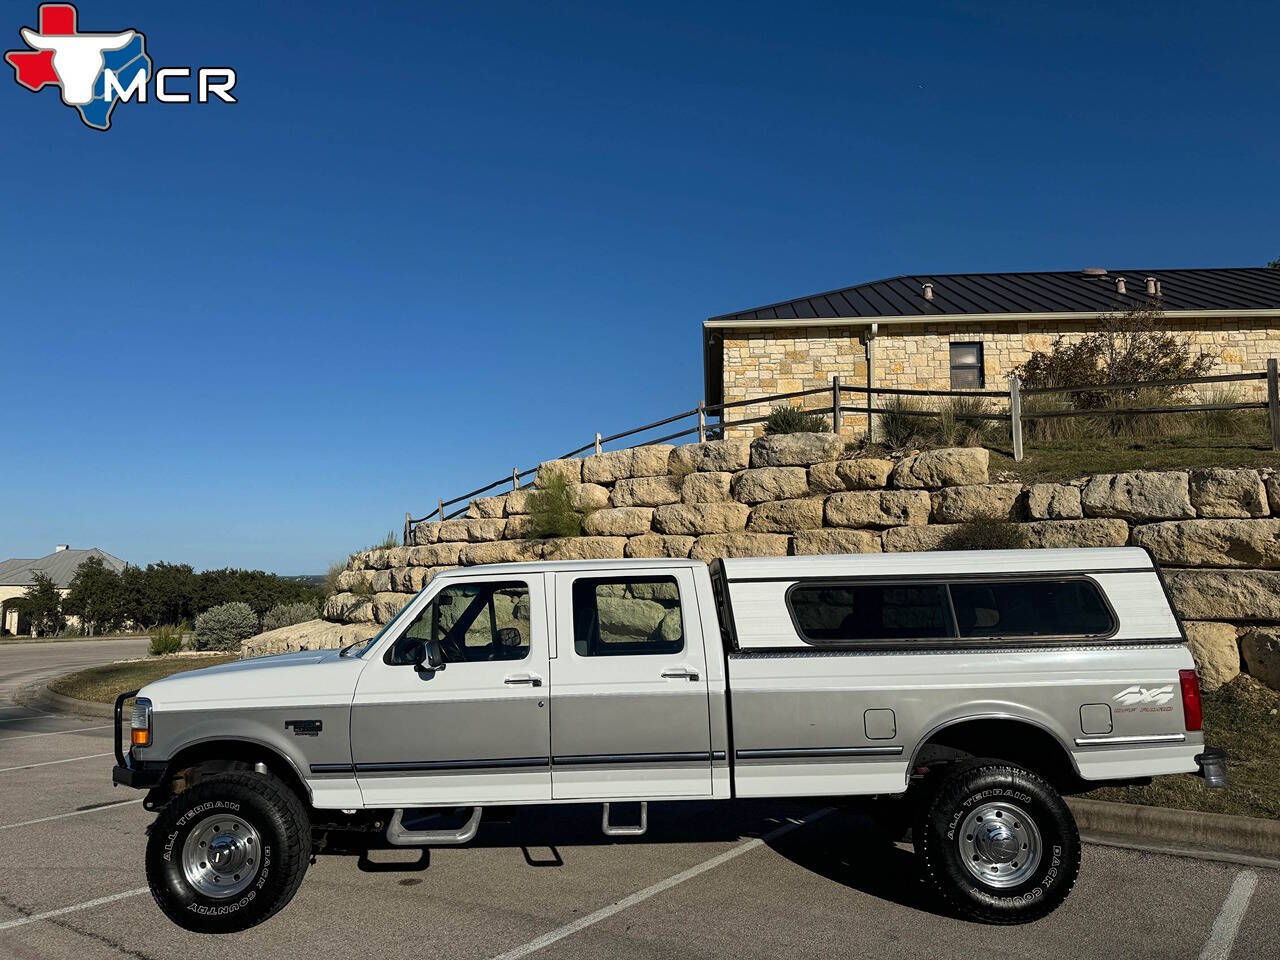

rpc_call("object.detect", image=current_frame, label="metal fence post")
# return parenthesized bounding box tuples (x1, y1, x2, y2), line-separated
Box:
(697, 402, 706, 442)
(832, 375, 842, 435)
(594, 432, 602, 455)
(1009, 373, 1024, 462)
(404, 512, 412, 546)
(1268, 358, 1280, 451)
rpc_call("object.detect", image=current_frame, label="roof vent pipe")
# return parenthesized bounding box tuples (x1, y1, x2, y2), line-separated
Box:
(1115, 276, 1126, 295)
(1146, 276, 1157, 295)
(55, 544, 68, 552)
(922, 282, 934, 301)
(1156, 280, 1163, 297)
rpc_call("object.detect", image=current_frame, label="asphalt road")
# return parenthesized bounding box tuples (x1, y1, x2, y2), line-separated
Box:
(1, 640, 1277, 960)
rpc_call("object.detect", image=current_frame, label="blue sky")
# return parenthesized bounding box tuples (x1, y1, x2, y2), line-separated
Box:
(2, 1, 1277, 574)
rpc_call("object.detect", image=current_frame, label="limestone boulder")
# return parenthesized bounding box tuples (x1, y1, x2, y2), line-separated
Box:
(1240, 629, 1280, 691)
(1182, 622, 1241, 690)
(682, 472, 732, 503)
(542, 536, 628, 561)
(468, 495, 507, 519)
(460, 540, 545, 565)
(793, 529, 882, 555)
(732, 466, 809, 504)
(1165, 570, 1280, 622)
(582, 507, 655, 537)
(1189, 468, 1269, 518)
(406, 542, 465, 566)
(750, 432, 845, 468)
(747, 498, 825, 532)
(810, 458, 894, 493)
(242, 619, 380, 658)
(668, 439, 751, 474)
(582, 445, 673, 484)
(890, 447, 989, 489)
(502, 515, 539, 540)
(624, 534, 696, 558)
(1026, 484, 1083, 520)
(688, 533, 790, 562)
(569, 483, 611, 512)
(438, 518, 507, 543)
(883, 525, 957, 552)
(931, 483, 1024, 523)
(1022, 518, 1130, 548)
(356, 548, 392, 570)
(1081, 471, 1194, 521)
(653, 502, 750, 536)
(412, 522, 441, 545)
(1266, 472, 1279, 515)
(505, 489, 535, 515)
(369, 569, 393, 593)
(535, 458, 582, 487)
(323, 592, 372, 623)
(826, 490, 931, 529)
(611, 476, 682, 507)
(372, 593, 411, 624)
(1131, 519, 1280, 569)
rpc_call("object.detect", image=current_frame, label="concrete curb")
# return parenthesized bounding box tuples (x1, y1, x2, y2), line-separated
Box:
(1068, 797, 1280, 865)
(22, 681, 115, 719)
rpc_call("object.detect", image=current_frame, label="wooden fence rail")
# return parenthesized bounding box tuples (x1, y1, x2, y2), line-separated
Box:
(406, 360, 1280, 543)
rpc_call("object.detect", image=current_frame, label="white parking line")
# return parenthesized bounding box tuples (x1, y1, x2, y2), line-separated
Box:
(487, 807, 834, 960)
(0, 799, 142, 830)
(0, 714, 54, 724)
(0, 752, 112, 773)
(0, 887, 149, 933)
(1200, 869, 1259, 960)
(0, 724, 111, 742)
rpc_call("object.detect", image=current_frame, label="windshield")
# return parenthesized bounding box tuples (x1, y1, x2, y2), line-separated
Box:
(339, 620, 395, 659)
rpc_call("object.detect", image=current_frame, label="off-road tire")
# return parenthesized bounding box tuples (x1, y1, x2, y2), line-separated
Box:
(915, 761, 1080, 924)
(145, 771, 311, 933)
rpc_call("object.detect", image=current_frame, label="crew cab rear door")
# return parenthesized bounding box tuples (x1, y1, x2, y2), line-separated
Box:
(350, 572, 552, 806)
(549, 567, 713, 799)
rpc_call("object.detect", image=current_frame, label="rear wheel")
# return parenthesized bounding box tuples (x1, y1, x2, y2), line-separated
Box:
(915, 761, 1080, 924)
(145, 771, 311, 933)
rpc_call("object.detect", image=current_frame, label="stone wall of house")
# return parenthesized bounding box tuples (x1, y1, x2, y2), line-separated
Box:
(719, 316, 1280, 438)
(298, 435, 1280, 692)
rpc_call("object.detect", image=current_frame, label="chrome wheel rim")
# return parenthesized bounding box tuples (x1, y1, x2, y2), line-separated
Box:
(957, 801, 1041, 889)
(181, 814, 262, 899)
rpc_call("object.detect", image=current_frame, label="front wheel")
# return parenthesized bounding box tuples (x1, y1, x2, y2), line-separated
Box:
(915, 761, 1080, 924)
(145, 771, 311, 933)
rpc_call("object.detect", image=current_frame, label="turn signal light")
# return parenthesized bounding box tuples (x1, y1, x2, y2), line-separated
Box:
(131, 728, 150, 747)
(129, 697, 152, 750)
(1179, 669, 1203, 732)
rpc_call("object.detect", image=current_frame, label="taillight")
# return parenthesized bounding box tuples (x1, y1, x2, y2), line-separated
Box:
(1179, 669, 1202, 732)
(130, 697, 152, 748)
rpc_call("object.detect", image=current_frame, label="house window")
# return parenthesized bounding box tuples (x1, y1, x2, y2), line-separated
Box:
(949, 342, 984, 389)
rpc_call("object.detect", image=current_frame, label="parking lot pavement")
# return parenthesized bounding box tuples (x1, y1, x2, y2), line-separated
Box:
(0, 643, 1276, 960)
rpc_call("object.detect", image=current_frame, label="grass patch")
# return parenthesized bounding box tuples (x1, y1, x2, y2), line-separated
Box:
(991, 432, 1277, 483)
(49, 654, 237, 704)
(1088, 676, 1280, 820)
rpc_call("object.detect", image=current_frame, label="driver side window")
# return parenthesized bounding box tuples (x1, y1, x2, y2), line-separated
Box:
(390, 581, 531, 664)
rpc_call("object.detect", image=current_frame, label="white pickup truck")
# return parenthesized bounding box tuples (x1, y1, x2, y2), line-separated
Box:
(112, 547, 1224, 932)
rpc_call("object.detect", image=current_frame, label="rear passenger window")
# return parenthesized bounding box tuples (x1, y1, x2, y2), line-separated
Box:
(788, 583, 951, 643)
(950, 579, 1113, 639)
(572, 576, 684, 656)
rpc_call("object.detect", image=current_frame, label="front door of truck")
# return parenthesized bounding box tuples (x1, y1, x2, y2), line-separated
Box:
(549, 568, 713, 799)
(351, 573, 551, 806)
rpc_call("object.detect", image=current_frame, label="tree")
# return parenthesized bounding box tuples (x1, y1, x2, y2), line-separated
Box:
(17, 572, 63, 637)
(61, 556, 125, 635)
(1015, 305, 1213, 409)
(1268, 257, 1280, 270)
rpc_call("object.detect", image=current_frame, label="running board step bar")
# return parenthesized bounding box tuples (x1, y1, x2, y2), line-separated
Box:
(602, 802, 647, 837)
(386, 806, 483, 846)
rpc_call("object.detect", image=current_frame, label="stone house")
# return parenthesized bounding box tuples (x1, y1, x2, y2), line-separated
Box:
(702, 266, 1280, 436)
(0, 545, 125, 635)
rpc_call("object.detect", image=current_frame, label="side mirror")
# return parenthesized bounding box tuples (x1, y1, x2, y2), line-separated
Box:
(414, 639, 447, 676)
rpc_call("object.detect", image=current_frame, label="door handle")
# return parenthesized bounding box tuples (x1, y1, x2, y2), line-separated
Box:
(504, 673, 543, 687)
(661, 666, 700, 681)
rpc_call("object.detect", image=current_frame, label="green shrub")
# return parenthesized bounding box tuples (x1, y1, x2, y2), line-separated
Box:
(148, 624, 183, 656)
(936, 395, 994, 447)
(876, 395, 929, 449)
(373, 530, 399, 550)
(323, 560, 346, 598)
(348, 575, 376, 598)
(763, 405, 829, 435)
(936, 520, 1031, 551)
(262, 601, 319, 633)
(192, 601, 259, 651)
(528, 474, 583, 538)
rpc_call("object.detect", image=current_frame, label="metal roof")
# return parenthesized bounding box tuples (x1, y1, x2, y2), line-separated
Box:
(0, 548, 126, 588)
(708, 267, 1280, 323)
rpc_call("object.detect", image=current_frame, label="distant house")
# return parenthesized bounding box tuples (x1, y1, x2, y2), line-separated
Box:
(0, 545, 126, 635)
(703, 266, 1280, 435)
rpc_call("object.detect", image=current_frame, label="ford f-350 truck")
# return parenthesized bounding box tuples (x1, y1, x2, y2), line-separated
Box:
(112, 548, 1224, 932)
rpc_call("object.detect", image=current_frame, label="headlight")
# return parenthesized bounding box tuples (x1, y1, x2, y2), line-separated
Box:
(130, 698, 152, 748)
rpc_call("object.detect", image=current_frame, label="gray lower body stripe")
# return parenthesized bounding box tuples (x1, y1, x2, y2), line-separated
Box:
(552, 752, 713, 766)
(352, 757, 550, 774)
(314, 752, 723, 776)
(736, 746, 904, 760)
(1074, 733, 1186, 747)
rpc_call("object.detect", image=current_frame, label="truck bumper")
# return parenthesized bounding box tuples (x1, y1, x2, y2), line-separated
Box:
(1195, 747, 1228, 788)
(112, 761, 166, 790)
